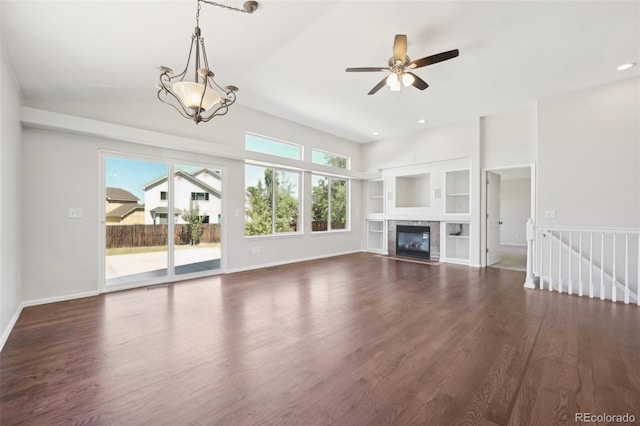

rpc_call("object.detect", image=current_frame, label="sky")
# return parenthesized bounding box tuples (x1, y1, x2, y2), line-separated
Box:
(106, 157, 210, 202)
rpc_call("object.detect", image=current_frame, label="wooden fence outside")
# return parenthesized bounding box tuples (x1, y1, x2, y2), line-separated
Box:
(106, 224, 221, 248)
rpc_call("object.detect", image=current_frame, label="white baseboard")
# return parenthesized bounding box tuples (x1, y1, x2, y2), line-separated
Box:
(227, 250, 362, 274)
(22, 291, 100, 308)
(0, 304, 23, 353)
(1, 290, 100, 353)
(500, 243, 527, 247)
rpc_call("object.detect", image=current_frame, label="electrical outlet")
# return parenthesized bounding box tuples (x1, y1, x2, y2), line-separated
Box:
(544, 210, 556, 219)
(252, 246, 261, 254)
(69, 208, 83, 218)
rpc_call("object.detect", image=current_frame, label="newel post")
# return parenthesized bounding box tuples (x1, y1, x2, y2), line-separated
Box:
(524, 218, 536, 289)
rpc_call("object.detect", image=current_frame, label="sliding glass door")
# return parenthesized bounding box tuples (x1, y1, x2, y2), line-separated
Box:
(173, 164, 222, 275)
(103, 153, 222, 289)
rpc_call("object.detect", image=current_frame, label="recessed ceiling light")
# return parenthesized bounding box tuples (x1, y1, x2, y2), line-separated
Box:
(418, 119, 426, 124)
(617, 62, 636, 71)
(372, 131, 380, 136)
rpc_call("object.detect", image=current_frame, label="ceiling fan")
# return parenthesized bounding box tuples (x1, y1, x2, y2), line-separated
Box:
(346, 34, 459, 95)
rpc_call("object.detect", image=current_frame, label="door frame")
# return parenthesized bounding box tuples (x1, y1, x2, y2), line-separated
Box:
(99, 150, 227, 293)
(480, 163, 536, 268)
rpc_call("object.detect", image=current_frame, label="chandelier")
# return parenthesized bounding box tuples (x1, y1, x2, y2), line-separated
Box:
(157, 0, 259, 124)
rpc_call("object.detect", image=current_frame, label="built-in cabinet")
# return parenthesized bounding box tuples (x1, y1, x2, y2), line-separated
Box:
(364, 159, 473, 264)
(442, 222, 470, 263)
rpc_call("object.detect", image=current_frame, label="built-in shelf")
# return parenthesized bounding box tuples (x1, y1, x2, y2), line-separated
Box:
(395, 173, 430, 208)
(367, 180, 384, 215)
(444, 222, 470, 262)
(367, 219, 386, 252)
(445, 169, 470, 214)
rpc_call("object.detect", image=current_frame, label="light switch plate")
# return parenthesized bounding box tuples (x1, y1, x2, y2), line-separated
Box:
(544, 210, 556, 219)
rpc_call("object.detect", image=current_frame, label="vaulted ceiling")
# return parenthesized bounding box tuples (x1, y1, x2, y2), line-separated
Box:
(1, 1, 638, 143)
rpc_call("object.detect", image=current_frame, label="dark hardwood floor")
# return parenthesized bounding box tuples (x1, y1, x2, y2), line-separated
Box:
(1, 253, 639, 425)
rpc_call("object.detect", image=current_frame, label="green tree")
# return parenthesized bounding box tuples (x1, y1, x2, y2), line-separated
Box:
(181, 199, 204, 245)
(312, 176, 347, 231)
(311, 177, 328, 222)
(330, 179, 347, 228)
(326, 155, 347, 169)
(245, 168, 298, 235)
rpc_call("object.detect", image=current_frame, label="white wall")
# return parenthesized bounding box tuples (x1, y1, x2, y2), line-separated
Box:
(25, 98, 364, 173)
(21, 110, 363, 302)
(481, 104, 537, 169)
(0, 52, 23, 348)
(537, 77, 640, 228)
(500, 178, 531, 246)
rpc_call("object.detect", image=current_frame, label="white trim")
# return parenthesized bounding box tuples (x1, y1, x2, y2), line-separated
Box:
(226, 249, 362, 274)
(481, 163, 536, 267)
(22, 291, 100, 308)
(0, 304, 23, 352)
(500, 243, 528, 247)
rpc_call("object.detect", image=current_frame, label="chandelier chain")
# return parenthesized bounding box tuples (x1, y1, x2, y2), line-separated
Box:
(200, 0, 252, 14)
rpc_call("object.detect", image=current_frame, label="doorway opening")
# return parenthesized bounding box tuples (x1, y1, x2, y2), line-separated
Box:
(485, 166, 534, 271)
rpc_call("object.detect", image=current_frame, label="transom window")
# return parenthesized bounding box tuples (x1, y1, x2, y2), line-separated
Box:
(311, 149, 350, 169)
(245, 133, 302, 160)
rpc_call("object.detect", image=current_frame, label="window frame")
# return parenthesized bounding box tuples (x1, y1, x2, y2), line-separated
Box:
(311, 174, 350, 233)
(245, 132, 303, 161)
(244, 163, 302, 238)
(191, 192, 210, 201)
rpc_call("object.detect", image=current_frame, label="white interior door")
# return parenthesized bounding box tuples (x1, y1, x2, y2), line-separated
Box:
(487, 171, 502, 266)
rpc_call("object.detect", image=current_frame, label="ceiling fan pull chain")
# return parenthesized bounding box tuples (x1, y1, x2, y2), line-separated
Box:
(200, 0, 259, 14)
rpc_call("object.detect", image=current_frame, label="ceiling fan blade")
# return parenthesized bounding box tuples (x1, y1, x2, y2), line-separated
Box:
(345, 67, 388, 72)
(368, 77, 388, 95)
(407, 72, 429, 90)
(393, 34, 407, 63)
(409, 49, 459, 69)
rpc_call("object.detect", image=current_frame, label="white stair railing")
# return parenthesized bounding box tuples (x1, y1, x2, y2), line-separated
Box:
(524, 221, 639, 305)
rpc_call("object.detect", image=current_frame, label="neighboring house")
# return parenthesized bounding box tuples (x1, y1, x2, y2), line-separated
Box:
(105, 187, 145, 225)
(143, 168, 222, 225)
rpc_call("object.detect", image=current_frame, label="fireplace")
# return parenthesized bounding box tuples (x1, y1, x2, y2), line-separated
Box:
(396, 225, 430, 260)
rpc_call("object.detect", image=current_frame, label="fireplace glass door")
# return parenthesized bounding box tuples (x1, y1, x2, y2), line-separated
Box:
(396, 225, 430, 259)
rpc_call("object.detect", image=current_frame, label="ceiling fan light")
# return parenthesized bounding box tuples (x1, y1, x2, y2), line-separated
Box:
(173, 81, 221, 112)
(386, 73, 399, 87)
(402, 73, 415, 87)
(390, 80, 401, 92)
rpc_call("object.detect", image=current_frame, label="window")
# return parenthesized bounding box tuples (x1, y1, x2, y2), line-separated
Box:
(311, 174, 348, 232)
(160, 191, 168, 200)
(245, 164, 300, 236)
(191, 192, 209, 201)
(245, 133, 302, 160)
(312, 149, 350, 169)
